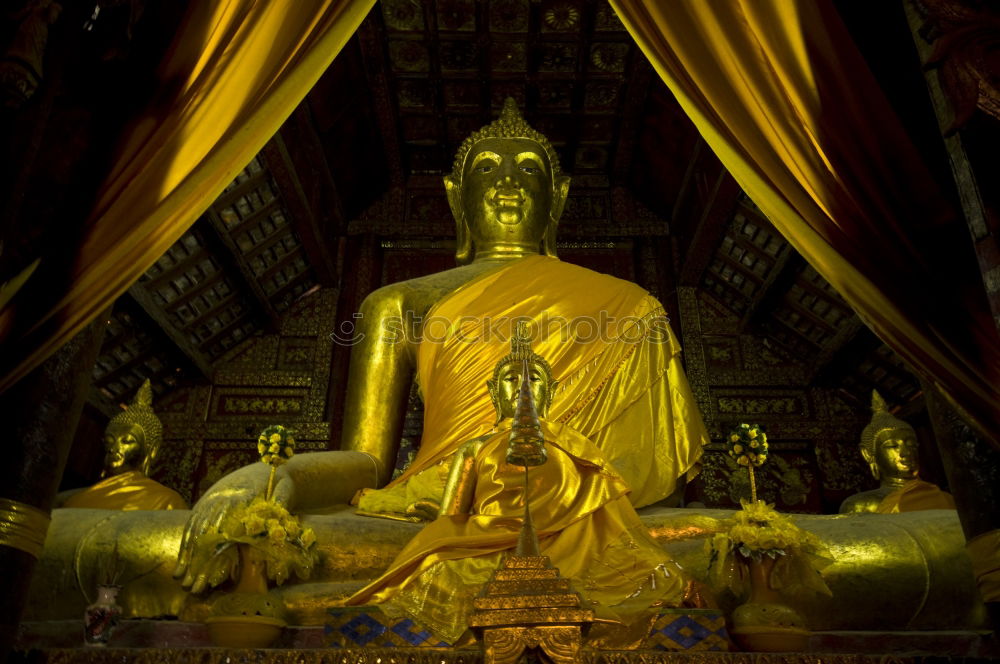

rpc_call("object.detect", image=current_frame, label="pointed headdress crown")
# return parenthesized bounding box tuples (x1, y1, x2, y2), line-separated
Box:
(860, 390, 914, 459)
(492, 320, 553, 385)
(107, 378, 163, 474)
(451, 97, 562, 181)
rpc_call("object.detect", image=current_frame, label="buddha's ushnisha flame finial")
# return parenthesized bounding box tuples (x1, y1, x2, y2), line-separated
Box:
(451, 97, 562, 180)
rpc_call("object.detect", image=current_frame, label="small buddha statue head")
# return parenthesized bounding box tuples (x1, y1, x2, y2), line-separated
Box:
(860, 390, 920, 484)
(444, 98, 572, 264)
(487, 321, 559, 423)
(102, 379, 163, 478)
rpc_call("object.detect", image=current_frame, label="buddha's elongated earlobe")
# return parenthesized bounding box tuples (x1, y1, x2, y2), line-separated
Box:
(445, 175, 472, 264)
(542, 175, 571, 258)
(542, 223, 557, 258)
(861, 447, 879, 480)
(486, 378, 502, 425)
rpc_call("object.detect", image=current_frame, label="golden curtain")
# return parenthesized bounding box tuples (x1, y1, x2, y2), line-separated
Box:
(0, 0, 375, 393)
(610, 0, 1000, 443)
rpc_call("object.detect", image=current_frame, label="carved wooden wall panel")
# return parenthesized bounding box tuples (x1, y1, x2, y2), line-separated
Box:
(155, 289, 337, 503)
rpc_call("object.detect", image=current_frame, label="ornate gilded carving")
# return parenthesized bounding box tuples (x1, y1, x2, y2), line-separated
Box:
(543, 3, 581, 32)
(590, 43, 629, 73)
(490, 42, 528, 71)
(436, 0, 475, 31)
(388, 41, 430, 73)
(381, 0, 425, 32)
(539, 44, 578, 72)
(469, 553, 592, 664)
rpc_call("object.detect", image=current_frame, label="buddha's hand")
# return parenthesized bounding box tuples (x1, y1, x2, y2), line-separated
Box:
(174, 463, 288, 593)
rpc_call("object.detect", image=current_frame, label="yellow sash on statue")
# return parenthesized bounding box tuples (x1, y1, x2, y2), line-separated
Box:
(63, 471, 188, 511)
(876, 479, 956, 514)
(389, 255, 708, 508)
(346, 419, 688, 644)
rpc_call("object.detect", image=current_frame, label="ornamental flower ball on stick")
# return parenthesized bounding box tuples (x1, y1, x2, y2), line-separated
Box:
(257, 425, 295, 466)
(257, 425, 296, 501)
(727, 423, 769, 502)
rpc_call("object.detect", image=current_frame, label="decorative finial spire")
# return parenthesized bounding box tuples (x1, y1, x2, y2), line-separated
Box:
(506, 357, 547, 467)
(871, 390, 888, 415)
(134, 378, 154, 410)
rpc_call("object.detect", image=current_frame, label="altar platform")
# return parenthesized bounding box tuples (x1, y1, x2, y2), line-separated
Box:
(13, 621, 999, 664)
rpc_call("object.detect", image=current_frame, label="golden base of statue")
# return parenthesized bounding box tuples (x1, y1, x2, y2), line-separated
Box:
(204, 545, 285, 648)
(729, 558, 810, 652)
(470, 553, 593, 664)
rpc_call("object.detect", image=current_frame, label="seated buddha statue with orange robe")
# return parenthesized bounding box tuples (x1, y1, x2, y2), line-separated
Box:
(839, 390, 954, 514)
(343, 325, 700, 645)
(174, 99, 710, 593)
(60, 379, 187, 511)
(26, 102, 986, 634)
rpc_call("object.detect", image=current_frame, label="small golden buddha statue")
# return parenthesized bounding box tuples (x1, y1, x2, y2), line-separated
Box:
(839, 391, 955, 514)
(61, 379, 187, 511)
(342, 324, 695, 648)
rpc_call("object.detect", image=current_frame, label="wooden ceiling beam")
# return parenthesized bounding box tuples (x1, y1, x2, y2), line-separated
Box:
(222, 199, 284, 239)
(260, 133, 340, 284)
(161, 272, 230, 313)
(177, 292, 241, 333)
(142, 245, 211, 292)
(212, 168, 271, 209)
(124, 285, 214, 378)
(200, 212, 283, 330)
(742, 252, 803, 329)
(258, 245, 307, 284)
(197, 311, 255, 352)
(678, 170, 743, 287)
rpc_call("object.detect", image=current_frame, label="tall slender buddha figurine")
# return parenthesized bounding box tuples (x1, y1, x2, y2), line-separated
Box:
(343, 324, 695, 646)
(839, 391, 955, 514)
(62, 379, 187, 511)
(175, 99, 709, 593)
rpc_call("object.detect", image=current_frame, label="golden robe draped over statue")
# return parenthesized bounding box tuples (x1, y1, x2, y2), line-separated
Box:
(877, 480, 956, 514)
(361, 255, 709, 513)
(63, 471, 187, 511)
(347, 420, 689, 644)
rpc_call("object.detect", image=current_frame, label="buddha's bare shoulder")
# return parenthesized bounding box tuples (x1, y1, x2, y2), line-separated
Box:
(362, 262, 507, 315)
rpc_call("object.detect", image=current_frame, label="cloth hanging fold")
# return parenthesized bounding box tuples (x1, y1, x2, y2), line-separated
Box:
(610, 0, 1000, 445)
(0, 0, 375, 393)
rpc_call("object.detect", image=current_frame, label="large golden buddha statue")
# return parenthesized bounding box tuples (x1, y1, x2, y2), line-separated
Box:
(173, 98, 710, 593)
(60, 379, 187, 511)
(23, 102, 986, 635)
(839, 391, 955, 514)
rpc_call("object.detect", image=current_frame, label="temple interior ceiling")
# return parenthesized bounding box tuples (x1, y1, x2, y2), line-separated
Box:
(73, 0, 939, 508)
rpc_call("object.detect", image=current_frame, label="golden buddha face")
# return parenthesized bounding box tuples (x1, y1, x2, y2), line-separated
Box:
(496, 360, 550, 420)
(871, 427, 920, 482)
(461, 137, 552, 246)
(445, 134, 570, 264)
(103, 421, 146, 476)
(488, 357, 557, 424)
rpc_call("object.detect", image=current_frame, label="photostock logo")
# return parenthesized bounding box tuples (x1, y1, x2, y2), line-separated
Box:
(329, 313, 365, 346)
(329, 310, 673, 347)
